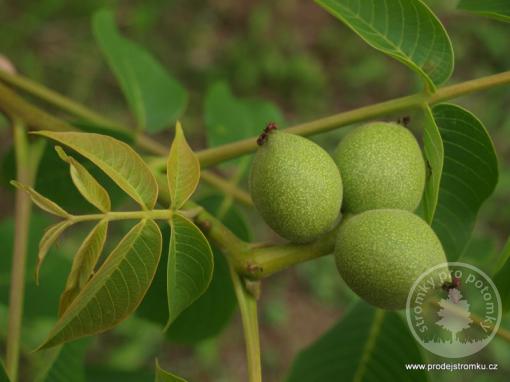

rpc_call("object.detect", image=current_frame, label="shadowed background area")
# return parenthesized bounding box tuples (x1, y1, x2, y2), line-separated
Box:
(0, 0, 509, 381)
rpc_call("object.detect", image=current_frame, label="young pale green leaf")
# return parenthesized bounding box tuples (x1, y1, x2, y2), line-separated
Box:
(36, 220, 73, 285)
(55, 146, 111, 213)
(286, 301, 427, 382)
(36, 339, 90, 382)
(92, 9, 187, 132)
(33, 131, 158, 210)
(458, 0, 510, 22)
(10, 180, 69, 217)
(166, 213, 213, 327)
(316, 0, 454, 90)
(59, 220, 109, 316)
(494, 238, 510, 312)
(167, 122, 200, 210)
(431, 104, 498, 260)
(2, 144, 126, 213)
(37, 219, 162, 350)
(155, 359, 187, 382)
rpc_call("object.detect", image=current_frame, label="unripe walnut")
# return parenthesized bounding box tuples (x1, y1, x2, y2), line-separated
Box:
(250, 128, 342, 243)
(334, 122, 426, 214)
(335, 209, 448, 310)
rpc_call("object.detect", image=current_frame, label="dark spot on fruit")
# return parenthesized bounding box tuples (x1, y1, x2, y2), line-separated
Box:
(397, 116, 411, 127)
(442, 276, 461, 292)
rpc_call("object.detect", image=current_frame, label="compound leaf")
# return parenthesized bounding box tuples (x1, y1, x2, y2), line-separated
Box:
(93, 9, 187, 132)
(155, 359, 187, 382)
(167, 123, 200, 210)
(36, 220, 73, 285)
(316, 0, 454, 90)
(38, 219, 162, 349)
(287, 301, 427, 382)
(166, 213, 213, 327)
(33, 131, 158, 210)
(11, 181, 69, 217)
(458, 0, 510, 22)
(59, 220, 109, 316)
(55, 147, 111, 213)
(431, 104, 498, 260)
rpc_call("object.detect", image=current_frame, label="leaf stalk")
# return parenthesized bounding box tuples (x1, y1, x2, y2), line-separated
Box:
(69, 209, 174, 223)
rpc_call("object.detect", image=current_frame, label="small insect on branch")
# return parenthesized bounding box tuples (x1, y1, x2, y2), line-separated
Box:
(256, 122, 278, 146)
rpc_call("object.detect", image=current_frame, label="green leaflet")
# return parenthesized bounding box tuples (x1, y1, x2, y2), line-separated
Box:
(316, 0, 454, 90)
(155, 359, 187, 382)
(59, 220, 109, 316)
(458, 0, 510, 22)
(167, 123, 200, 210)
(92, 9, 188, 132)
(167, 194, 250, 343)
(37, 219, 162, 349)
(33, 131, 158, 210)
(137, 195, 251, 343)
(421, 105, 444, 224)
(36, 220, 73, 285)
(10, 180, 69, 217)
(205, 82, 285, 148)
(166, 213, 213, 327)
(286, 301, 427, 382)
(431, 104, 498, 260)
(204, 82, 286, 174)
(55, 147, 111, 213)
(35, 339, 90, 382)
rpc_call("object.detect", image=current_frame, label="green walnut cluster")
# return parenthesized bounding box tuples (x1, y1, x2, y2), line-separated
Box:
(249, 122, 447, 310)
(333, 122, 447, 310)
(334, 121, 426, 214)
(250, 129, 342, 243)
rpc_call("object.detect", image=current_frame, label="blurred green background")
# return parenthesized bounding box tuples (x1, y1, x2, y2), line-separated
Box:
(0, 0, 509, 381)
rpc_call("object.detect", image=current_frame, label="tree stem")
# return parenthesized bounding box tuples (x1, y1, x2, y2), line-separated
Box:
(0, 69, 120, 131)
(193, 71, 510, 167)
(238, 229, 337, 279)
(6, 119, 33, 382)
(228, 264, 262, 382)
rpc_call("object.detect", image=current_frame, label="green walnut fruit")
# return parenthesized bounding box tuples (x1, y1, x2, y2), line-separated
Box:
(335, 209, 448, 310)
(250, 130, 342, 243)
(334, 122, 426, 214)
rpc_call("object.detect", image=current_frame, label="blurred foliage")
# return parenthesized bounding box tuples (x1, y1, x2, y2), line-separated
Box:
(0, 0, 509, 381)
